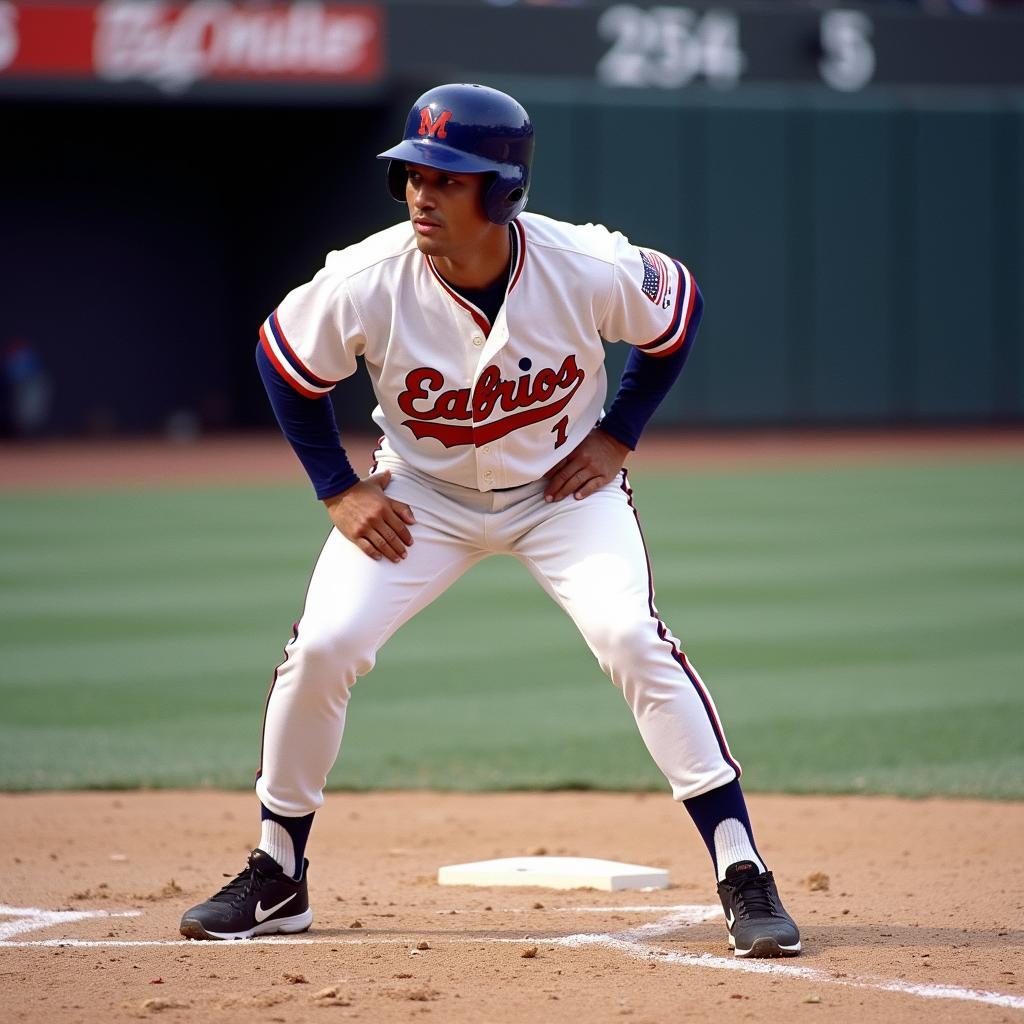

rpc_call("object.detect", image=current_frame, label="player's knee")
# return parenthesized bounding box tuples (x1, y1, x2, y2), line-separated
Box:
(293, 624, 375, 681)
(590, 618, 657, 679)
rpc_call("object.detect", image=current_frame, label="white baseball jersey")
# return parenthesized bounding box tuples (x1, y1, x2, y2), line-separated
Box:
(259, 211, 697, 491)
(254, 210, 741, 827)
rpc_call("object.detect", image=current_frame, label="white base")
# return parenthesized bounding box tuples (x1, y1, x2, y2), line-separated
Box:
(437, 856, 669, 892)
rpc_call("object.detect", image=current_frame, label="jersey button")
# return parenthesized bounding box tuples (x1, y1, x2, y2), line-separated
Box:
(472, 335, 484, 347)
(483, 470, 494, 481)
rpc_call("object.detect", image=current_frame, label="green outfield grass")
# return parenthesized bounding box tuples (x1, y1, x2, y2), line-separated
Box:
(1, 457, 1022, 798)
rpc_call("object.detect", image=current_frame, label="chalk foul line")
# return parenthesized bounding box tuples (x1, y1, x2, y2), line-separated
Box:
(1, 902, 1020, 1011)
(551, 908, 1024, 1012)
(0, 904, 141, 941)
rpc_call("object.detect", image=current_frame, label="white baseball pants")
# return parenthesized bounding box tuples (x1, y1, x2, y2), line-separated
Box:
(256, 461, 740, 816)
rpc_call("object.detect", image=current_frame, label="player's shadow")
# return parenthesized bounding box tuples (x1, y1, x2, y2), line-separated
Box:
(300, 922, 1024, 956)
(298, 924, 611, 941)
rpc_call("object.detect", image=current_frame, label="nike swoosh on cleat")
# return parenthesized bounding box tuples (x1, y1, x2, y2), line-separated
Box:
(254, 893, 297, 923)
(725, 909, 735, 930)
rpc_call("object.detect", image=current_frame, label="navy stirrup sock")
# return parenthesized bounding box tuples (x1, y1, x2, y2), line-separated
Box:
(683, 779, 766, 880)
(259, 804, 315, 880)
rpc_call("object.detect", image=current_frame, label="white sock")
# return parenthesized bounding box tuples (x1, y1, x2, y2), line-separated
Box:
(713, 818, 765, 881)
(258, 819, 296, 878)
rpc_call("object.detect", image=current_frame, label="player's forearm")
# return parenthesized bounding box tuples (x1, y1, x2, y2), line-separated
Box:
(599, 283, 704, 450)
(255, 342, 361, 500)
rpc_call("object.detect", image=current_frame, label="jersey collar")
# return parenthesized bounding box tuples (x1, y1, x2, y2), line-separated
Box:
(424, 218, 527, 336)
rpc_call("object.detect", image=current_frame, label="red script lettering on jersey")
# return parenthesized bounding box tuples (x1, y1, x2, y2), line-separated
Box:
(418, 108, 452, 139)
(398, 356, 585, 448)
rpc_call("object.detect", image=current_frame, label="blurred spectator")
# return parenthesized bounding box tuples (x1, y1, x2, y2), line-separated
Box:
(2, 338, 53, 439)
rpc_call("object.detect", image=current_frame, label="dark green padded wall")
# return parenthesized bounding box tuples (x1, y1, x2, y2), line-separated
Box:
(810, 103, 893, 421)
(512, 85, 1024, 426)
(912, 106, 996, 419)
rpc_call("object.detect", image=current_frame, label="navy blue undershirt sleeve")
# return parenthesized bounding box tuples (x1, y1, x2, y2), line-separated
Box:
(598, 283, 704, 451)
(256, 342, 361, 500)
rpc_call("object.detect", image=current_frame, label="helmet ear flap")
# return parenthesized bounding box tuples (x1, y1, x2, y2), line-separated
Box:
(386, 161, 407, 204)
(484, 170, 529, 226)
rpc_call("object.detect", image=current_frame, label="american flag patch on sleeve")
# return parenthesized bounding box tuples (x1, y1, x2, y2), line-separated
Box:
(640, 249, 669, 306)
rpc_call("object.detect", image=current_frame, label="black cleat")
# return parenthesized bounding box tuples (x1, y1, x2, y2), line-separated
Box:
(179, 848, 312, 940)
(717, 861, 801, 958)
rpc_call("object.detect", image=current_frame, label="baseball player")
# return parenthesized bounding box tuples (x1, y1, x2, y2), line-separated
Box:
(180, 84, 800, 959)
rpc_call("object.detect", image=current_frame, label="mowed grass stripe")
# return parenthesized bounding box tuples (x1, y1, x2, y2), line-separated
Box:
(0, 459, 1021, 795)
(3, 571, 1014, 651)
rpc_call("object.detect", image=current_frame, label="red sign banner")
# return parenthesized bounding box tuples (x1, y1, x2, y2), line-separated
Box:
(0, 1, 384, 92)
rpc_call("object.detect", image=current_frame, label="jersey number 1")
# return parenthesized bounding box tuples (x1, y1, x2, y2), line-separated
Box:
(551, 415, 569, 450)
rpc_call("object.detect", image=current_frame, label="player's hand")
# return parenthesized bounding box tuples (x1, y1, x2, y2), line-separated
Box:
(544, 428, 631, 503)
(322, 469, 416, 563)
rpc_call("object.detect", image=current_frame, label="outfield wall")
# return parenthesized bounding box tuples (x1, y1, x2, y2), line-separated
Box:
(519, 85, 1024, 427)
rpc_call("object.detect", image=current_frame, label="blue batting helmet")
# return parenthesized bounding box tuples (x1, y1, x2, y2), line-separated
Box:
(377, 83, 534, 226)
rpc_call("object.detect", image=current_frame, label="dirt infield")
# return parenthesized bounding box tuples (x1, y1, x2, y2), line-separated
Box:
(3, 791, 1022, 1023)
(2, 427, 1023, 489)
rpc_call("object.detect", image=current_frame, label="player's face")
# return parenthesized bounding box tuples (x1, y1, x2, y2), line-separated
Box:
(404, 163, 495, 257)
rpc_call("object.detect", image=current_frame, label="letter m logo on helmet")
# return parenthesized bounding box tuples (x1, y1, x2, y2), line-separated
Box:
(418, 108, 452, 139)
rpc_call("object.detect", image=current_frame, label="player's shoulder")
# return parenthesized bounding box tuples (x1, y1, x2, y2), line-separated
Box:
(321, 221, 418, 281)
(519, 212, 628, 268)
